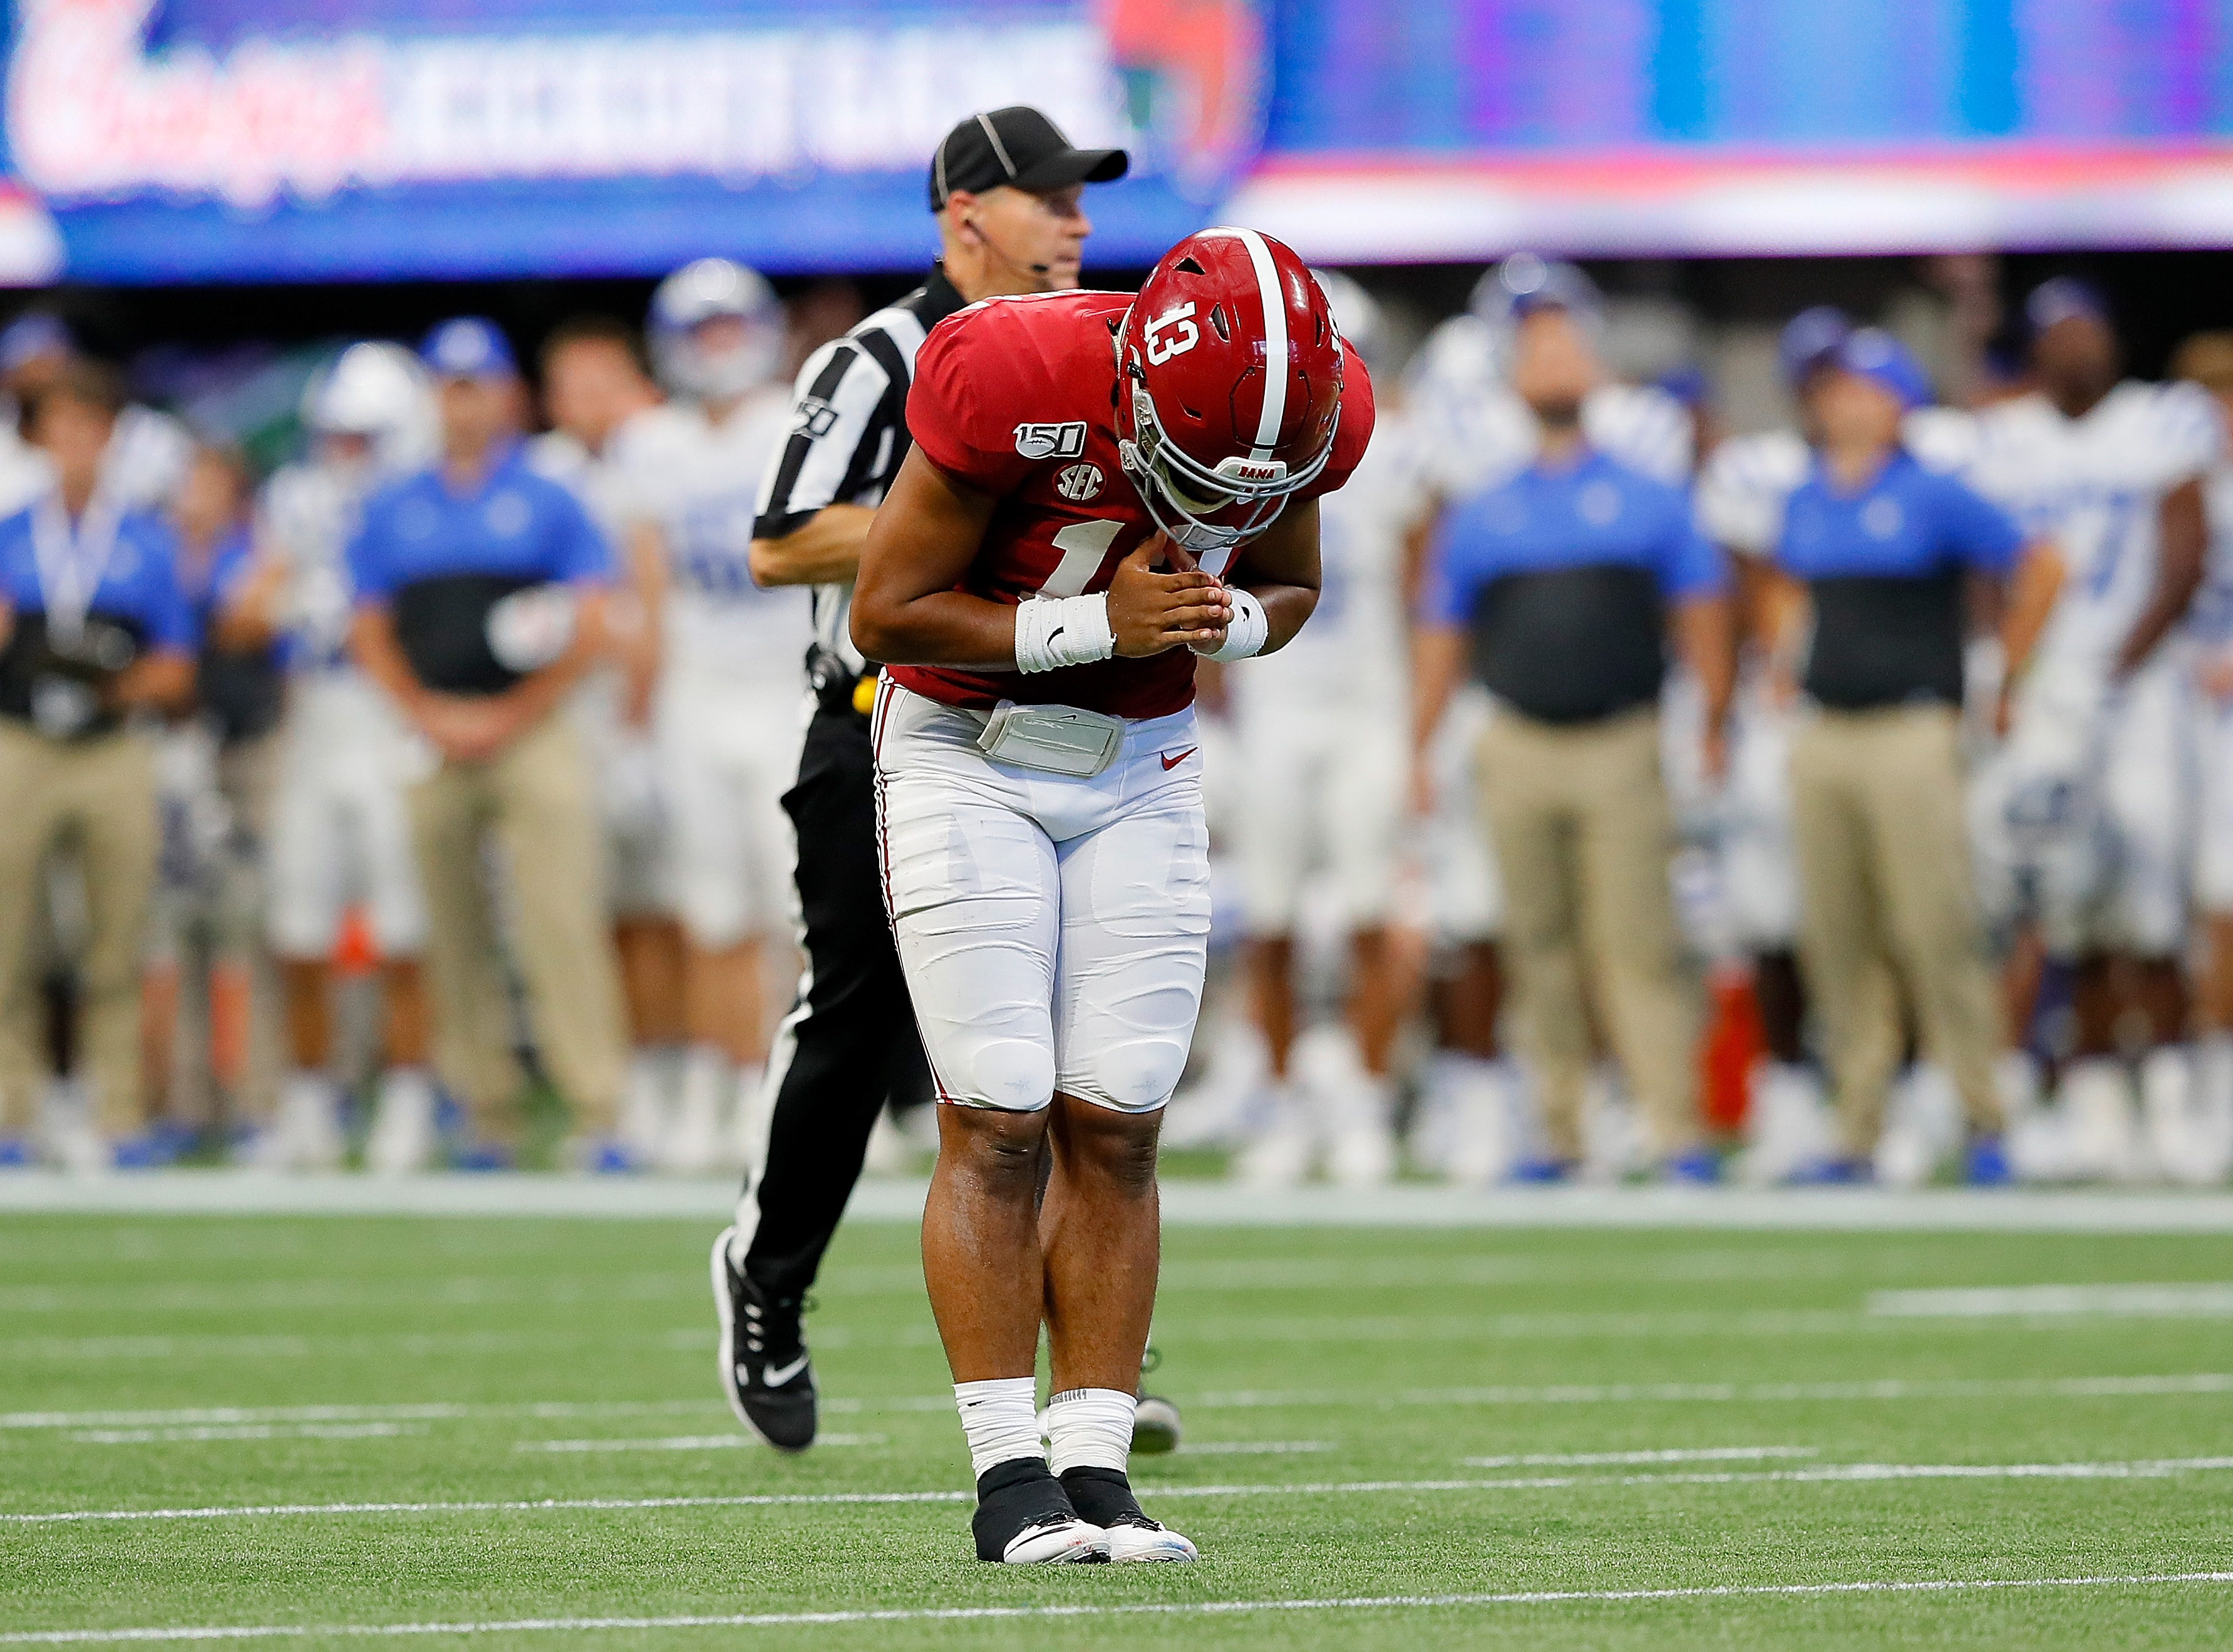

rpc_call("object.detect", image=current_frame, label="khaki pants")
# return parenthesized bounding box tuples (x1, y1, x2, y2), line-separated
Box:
(1789, 704, 2001, 1156)
(1477, 705, 1700, 1161)
(407, 712, 626, 1143)
(0, 722, 158, 1137)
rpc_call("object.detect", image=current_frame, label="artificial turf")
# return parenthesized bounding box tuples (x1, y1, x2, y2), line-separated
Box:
(4, 1205, 2232, 1648)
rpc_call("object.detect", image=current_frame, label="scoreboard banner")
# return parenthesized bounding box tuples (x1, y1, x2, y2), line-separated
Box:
(0, 0, 1259, 282)
(0, 1, 2229, 283)
(1232, 0, 2233, 261)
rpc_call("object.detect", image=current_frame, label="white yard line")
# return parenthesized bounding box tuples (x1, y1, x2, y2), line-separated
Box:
(1463, 1446, 1818, 1467)
(515, 1434, 886, 1453)
(1870, 1283, 2233, 1318)
(70, 1425, 423, 1445)
(1157, 1440, 1333, 1455)
(10, 1455, 2232, 1526)
(6, 1572, 2230, 1642)
(1, 1400, 726, 1432)
(6, 1172, 2233, 1231)
(9, 1371, 2228, 1435)
(1193, 1370, 2233, 1408)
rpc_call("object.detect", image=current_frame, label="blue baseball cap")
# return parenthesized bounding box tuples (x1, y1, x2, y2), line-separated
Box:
(1835, 328, 1932, 411)
(1470, 253, 1605, 338)
(419, 317, 517, 381)
(0, 311, 73, 375)
(1778, 306, 1851, 389)
(2024, 276, 2111, 337)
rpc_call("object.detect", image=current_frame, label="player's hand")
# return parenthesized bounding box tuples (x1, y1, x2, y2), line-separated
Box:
(1700, 722, 1730, 785)
(416, 693, 517, 764)
(2199, 654, 2233, 704)
(1107, 535, 1232, 658)
(1408, 751, 1436, 818)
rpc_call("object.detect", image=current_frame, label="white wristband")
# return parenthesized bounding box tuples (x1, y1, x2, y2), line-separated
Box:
(1194, 589, 1269, 663)
(1013, 594, 1115, 674)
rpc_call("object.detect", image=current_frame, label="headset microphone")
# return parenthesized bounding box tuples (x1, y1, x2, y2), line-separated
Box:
(971, 218, 1051, 279)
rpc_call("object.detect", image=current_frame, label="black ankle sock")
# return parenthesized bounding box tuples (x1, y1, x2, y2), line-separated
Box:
(1058, 1465, 1142, 1527)
(971, 1458, 1078, 1562)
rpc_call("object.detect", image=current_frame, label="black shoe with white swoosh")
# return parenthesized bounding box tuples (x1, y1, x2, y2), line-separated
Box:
(710, 1226, 816, 1453)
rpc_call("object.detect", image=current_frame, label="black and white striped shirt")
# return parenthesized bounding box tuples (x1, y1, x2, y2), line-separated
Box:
(754, 267, 968, 678)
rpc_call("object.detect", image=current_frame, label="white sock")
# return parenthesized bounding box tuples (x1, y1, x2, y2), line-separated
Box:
(954, 1378, 1043, 1481)
(1045, 1387, 1137, 1476)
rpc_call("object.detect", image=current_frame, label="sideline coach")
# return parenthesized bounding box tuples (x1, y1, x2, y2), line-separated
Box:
(710, 107, 1127, 1451)
(1411, 273, 1733, 1182)
(1774, 331, 2060, 1179)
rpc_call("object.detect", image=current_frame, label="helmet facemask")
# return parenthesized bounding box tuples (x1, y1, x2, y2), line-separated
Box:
(1116, 379, 1336, 555)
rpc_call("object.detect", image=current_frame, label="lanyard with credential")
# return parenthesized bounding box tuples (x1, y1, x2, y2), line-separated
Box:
(29, 488, 123, 650)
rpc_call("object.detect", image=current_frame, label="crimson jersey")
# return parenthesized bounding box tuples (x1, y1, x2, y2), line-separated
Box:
(890, 289, 1376, 719)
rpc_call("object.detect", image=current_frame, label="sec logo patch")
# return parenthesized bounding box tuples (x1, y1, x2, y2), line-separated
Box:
(1055, 463, 1103, 502)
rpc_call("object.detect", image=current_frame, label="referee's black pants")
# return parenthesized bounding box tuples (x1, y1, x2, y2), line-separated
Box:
(733, 695, 929, 1306)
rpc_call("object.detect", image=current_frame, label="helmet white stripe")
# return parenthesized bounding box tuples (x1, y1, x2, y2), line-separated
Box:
(1233, 227, 1287, 458)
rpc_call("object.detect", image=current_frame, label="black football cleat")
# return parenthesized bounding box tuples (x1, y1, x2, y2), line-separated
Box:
(1060, 1465, 1198, 1562)
(710, 1226, 816, 1453)
(972, 1458, 1109, 1564)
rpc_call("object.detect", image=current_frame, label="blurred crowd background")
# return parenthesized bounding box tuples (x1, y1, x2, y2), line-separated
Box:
(3, 0, 2233, 1190)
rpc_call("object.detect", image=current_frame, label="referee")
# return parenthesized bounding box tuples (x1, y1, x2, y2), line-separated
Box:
(711, 107, 1127, 1452)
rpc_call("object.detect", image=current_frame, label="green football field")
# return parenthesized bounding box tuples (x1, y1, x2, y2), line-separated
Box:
(5, 1200, 2233, 1648)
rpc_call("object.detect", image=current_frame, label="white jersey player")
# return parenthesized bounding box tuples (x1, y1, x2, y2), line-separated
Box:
(627, 259, 813, 1174)
(2163, 333, 2233, 1185)
(247, 343, 441, 1170)
(1966, 279, 2219, 1180)
(529, 316, 681, 1171)
(1225, 272, 1418, 1189)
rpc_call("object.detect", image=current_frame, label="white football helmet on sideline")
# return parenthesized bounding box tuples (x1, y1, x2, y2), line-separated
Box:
(649, 258, 784, 401)
(301, 341, 434, 477)
(1309, 268, 1385, 370)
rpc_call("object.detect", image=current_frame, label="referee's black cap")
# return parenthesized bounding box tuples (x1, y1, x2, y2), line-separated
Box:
(928, 106, 1128, 212)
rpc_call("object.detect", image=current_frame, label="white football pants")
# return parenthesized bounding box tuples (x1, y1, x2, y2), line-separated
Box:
(872, 681, 1210, 1115)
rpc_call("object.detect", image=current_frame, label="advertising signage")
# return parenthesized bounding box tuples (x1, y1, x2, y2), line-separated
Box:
(1, 1, 2230, 284)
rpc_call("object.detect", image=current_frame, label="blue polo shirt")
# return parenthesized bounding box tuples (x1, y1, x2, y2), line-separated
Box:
(0, 500, 195, 651)
(348, 442, 612, 695)
(346, 442, 612, 604)
(1775, 448, 2023, 710)
(1425, 447, 1723, 723)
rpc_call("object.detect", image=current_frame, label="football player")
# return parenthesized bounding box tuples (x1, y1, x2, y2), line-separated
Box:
(1223, 269, 1416, 1188)
(529, 316, 679, 1169)
(2166, 330, 2233, 1184)
(626, 260, 810, 1174)
(230, 343, 441, 1170)
(852, 228, 1373, 1562)
(1968, 279, 2217, 1180)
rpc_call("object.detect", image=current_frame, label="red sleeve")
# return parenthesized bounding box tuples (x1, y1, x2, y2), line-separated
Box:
(1302, 342, 1376, 500)
(905, 304, 1039, 497)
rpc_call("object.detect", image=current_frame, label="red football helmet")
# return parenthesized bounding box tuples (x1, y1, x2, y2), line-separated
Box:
(1114, 227, 1346, 554)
